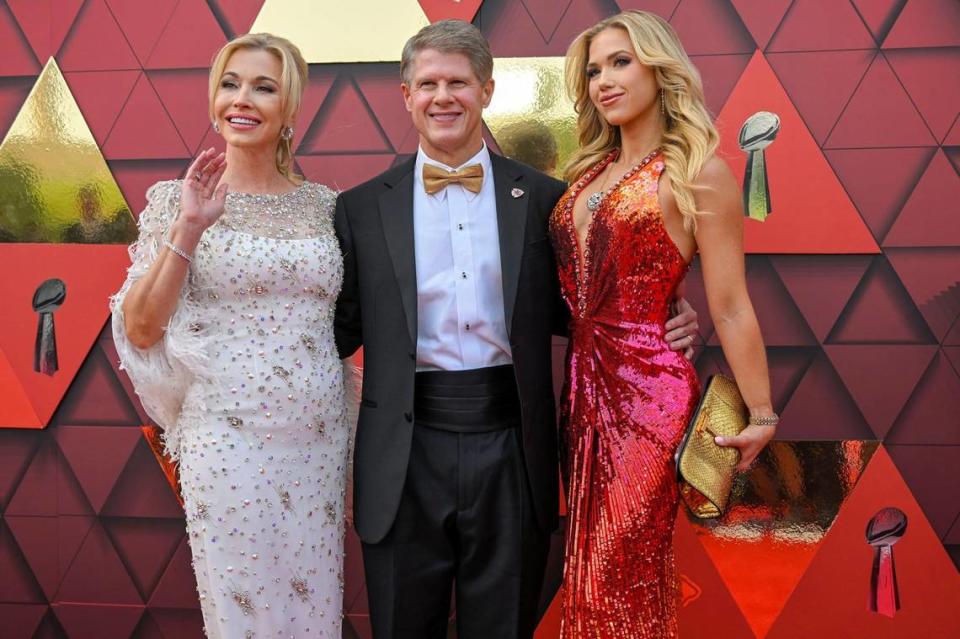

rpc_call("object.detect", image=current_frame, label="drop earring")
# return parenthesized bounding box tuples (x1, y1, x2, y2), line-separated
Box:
(660, 90, 666, 116)
(281, 126, 294, 140)
(212, 121, 220, 133)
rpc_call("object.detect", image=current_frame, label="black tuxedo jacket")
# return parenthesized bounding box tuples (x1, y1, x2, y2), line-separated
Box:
(334, 153, 568, 544)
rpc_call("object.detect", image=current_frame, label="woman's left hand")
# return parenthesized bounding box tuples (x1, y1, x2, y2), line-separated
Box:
(715, 425, 776, 472)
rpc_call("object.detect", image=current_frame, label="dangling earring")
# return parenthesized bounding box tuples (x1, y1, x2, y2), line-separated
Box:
(281, 126, 294, 140)
(212, 121, 220, 134)
(660, 89, 666, 116)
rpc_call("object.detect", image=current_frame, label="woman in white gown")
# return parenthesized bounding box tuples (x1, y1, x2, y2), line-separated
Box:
(111, 34, 348, 637)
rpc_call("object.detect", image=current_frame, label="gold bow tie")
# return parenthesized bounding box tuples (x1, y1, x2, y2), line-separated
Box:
(422, 163, 484, 195)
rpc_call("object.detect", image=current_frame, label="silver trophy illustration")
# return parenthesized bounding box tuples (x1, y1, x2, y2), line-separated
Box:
(738, 111, 780, 222)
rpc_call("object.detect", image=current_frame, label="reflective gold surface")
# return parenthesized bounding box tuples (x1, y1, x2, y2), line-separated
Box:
(0, 59, 135, 243)
(251, 0, 429, 63)
(486, 57, 575, 179)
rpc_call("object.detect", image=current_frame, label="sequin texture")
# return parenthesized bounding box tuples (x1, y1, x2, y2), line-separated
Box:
(111, 180, 347, 637)
(549, 152, 700, 637)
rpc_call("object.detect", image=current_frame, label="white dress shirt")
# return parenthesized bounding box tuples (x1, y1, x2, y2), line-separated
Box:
(413, 144, 513, 371)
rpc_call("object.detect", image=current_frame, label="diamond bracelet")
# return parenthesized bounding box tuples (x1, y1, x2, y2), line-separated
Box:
(163, 238, 193, 263)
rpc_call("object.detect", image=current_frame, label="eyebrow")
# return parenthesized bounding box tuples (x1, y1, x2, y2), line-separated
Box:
(221, 71, 279, 84)
(586, 49, 634, 66)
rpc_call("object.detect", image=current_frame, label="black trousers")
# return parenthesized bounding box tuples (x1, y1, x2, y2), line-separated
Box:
(362, 367, 551, 639)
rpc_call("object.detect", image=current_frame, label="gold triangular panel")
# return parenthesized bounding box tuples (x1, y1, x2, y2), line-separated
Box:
(250, 0, 429, 64)
(0, 58, 135, 244)
(485, 57, 574, 180)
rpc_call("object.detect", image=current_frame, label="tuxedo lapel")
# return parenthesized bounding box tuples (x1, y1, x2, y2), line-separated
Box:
(491, 154, 528, 335)
(378, 159, 418, 349)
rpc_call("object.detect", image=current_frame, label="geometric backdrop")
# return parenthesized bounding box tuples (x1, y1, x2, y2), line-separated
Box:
(0, 1, 958, 637)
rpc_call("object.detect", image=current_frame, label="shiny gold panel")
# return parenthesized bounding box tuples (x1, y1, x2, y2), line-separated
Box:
(486, 57, 574, 179)
(690, 441, 879, 541)
(0, 59, 135, 244)
(250, 0, 429, 63)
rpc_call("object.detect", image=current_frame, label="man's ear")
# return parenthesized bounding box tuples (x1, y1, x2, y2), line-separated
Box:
(401, 82, 413, 113)
(481, 78, 495, 108)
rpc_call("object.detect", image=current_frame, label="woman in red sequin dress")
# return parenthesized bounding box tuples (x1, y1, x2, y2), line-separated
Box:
(550, 11, 777, 637)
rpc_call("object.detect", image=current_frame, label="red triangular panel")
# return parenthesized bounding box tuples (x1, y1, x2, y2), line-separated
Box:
(885, 351, 960, 446)
(729, 0, 791, 50)
(0, 430, 39, 508)
(0, 76, 35, 139)
(108, 159, 190, 215)
(296, 154, 396, 193)
(825, 344, 937, 441)
(716, 52, 879, 253)
(105, 0, 178, 66)
(944, 117, 960, 147)
(291, 68, 337, 155)
(57, 0, 140, 72)
(0, 604, 46, 639)
(767, 0, 876, 51)
(852, 0, 908, 43)
(0, 244, 131, 428)
(707, 258, 818, 346)
(0, 4, 41, 76)
(57, 520, 143, 604)
(7, 0, 83, 63)
(613, 1, 680, 19)
(147, 609, 206, 638)
(145, 0, 227, 70)
(5, 437, 92, 516)
(826, 54, 937, 148)
(5, 515, 95, 601)
(97, 322, 150, 424)
(884, 151, 960, 248)
(63, 70, 140, 147)
(355, 67, 419, 152)
(418, 0, 483, 22)
(825, 147, 936, 244)
(542, 0, 614, 55)
(299, 77, 391, 154)
(104, 73, 191, 159)
(674, 515, 755, 638)
(777, 350, 875, 440)
(886, 48, 960, 142)
(0, 519, 45, 603)
(767, 50, 874, 145)
(767, 446, 960, 637)
(207, 0, 266, 38)
(51, 346, 141, 426)
(883, 0, 960, 48)
(886, 248, 960, 341)
(52, 603, 144, 639)
(670, 0, 755, 55)
(770, 255, 872, 342)
(0, 349, 41, 428)
(148, 536, 201, 609)
(55, 426, 142, 513)
(101, 437, 185, 518)
(520, 0, 571, 43)
(103, 519, 185, 602)
(887, 444, 960, 540)
(827, 257, 936, 344)
(690, 53, 752, 117)
(147, 69, 215, 155)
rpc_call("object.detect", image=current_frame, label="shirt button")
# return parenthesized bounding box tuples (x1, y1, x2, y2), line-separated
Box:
(458, 223, 464, 231)
(461, 271, 467, 279)
(465, 323, 471, 331)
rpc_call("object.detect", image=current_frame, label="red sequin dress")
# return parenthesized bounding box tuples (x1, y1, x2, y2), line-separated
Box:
(549, 150, 700, 638)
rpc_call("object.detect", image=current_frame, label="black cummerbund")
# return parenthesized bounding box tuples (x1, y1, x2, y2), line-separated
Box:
(414, 365, 521, 433)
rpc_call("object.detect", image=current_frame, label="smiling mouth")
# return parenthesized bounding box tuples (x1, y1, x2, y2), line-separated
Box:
(429, 112, 462, 123)
(226, 115, 261, 128)
(600, 93, 624, 107)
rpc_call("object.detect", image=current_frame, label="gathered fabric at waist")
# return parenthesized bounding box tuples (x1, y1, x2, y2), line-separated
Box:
(414, 365, 521, 433)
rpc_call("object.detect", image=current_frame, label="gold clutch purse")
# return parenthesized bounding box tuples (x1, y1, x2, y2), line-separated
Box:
(674, 373, 747, 518)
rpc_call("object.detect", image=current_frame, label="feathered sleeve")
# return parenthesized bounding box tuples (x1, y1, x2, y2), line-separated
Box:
(109, 180, 214, 462)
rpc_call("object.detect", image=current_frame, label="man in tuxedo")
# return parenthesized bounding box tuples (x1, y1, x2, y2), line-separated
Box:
(333, 20, 697, 639)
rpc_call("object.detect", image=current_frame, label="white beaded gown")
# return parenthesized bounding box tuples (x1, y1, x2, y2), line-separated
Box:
(111, 180, 349, 638)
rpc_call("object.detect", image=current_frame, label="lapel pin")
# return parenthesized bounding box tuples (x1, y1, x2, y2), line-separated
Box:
(511, 187, 525, 199)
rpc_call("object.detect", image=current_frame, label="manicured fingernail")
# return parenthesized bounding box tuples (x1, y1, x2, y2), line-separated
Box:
(714, 437, 723, 445)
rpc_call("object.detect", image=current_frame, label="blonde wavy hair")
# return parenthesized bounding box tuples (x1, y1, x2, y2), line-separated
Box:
(563, 11, 718, 230)
(208, 33, 308, 184)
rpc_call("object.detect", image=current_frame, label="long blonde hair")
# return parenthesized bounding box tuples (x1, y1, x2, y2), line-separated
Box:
(208, 33, 308, 184)
(563, 11, 718, 230)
